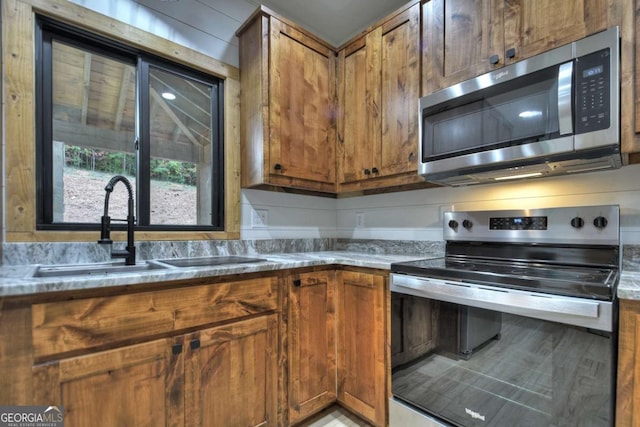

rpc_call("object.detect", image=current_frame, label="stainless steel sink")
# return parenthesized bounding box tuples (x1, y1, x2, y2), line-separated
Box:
(156, 256, 266, 268)
(32, 261, 168, 278)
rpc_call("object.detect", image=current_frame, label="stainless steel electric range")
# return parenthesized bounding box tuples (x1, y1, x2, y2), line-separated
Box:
(390, 205, 620, 427)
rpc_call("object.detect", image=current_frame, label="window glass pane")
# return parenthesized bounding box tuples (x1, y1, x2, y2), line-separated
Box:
(52, 40, 136, 223)
(148, 66, 213, 225)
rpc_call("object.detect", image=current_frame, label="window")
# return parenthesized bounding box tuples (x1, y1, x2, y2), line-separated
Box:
(36, 18, 224, 232)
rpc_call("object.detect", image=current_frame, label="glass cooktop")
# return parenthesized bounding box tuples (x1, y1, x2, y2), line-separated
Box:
(391, 257, 618, 301)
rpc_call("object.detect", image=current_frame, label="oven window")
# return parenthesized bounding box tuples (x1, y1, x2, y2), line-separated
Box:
(391, 297, 613, 426)
(422, 65, 561, 161)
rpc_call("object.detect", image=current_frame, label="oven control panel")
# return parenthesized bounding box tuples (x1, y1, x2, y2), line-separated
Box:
(444, 205, 619, 245)
(489, 216, 547, 230)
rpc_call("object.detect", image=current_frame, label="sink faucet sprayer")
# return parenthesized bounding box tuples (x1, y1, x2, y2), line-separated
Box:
(98, 175, 136, 265)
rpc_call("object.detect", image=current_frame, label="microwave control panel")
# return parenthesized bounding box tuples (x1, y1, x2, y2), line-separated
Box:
(575, 48, 610, 134)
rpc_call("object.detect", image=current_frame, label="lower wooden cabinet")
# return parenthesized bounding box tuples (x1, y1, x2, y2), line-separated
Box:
(286, 270, 337, 424)
(336, 270, 387, 427)
(33, 314, 278, 427)
(617, 299, 640, 426)
(33, 338, 183, 426)
(185, 315, 278, 427)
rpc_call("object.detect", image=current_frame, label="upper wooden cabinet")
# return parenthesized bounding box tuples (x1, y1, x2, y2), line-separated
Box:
(338, 3, 424, 193)
(237, 8, 337, 194)
(422, 0, 618, 94)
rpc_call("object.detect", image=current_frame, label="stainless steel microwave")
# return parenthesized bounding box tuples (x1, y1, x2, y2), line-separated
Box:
(419, 27, 621, 186)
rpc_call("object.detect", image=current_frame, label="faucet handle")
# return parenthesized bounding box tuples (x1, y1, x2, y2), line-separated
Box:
(98, 215, 113, 244)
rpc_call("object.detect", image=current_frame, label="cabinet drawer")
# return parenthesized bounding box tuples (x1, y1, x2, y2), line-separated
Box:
(32, 276, 278, 359)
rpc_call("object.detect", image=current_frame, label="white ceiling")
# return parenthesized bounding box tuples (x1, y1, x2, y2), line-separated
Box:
(239, 0, 410, 47)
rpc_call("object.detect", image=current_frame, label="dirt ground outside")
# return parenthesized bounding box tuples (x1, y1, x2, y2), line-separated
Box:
(62, 168, 197, 225)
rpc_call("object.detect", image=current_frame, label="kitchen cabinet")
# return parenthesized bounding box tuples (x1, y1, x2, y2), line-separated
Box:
(617, 299, 640, 426)
(286, 270, 337, 424)
(422, 0, 617, 94)
(26, 275, 279, 427)
(33, 338, 182, 426)
(336, 269, 387, 427)
(32, 315, 278, 427)
(184, 315, 278, 427)
(237, 7, 336, 194)
(337, 3, 423, 193)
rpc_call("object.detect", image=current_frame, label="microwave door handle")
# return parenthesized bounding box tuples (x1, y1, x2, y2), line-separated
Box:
(558, 61, 574, 135)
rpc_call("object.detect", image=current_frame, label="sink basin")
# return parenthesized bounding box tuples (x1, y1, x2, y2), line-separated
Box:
(32, 261, 168, 278)
(156, 256, 266, 268)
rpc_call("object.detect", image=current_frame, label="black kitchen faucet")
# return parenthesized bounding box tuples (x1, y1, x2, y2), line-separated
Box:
(97, 175, 136, 265)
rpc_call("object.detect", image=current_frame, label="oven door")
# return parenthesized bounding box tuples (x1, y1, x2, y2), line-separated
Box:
(390, 274, 616, 427)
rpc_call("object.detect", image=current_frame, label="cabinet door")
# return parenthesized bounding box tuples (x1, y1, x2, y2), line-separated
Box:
(185, 314, 278, 427)
(33, 338, 183, 427)
(617, 299, 640, 426)
(377, 3, 420, 178)
(338, 35, 376, 185)
(503, 0, 610, 64)
(422, 0, 504, 94)
(337, 271, 386, 427)
(287, 271, 337, 424)
(269, 18, 336, 188)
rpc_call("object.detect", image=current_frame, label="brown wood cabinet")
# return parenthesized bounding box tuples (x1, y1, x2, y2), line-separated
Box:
(617, 299, 640, 426)
(33, 338, 183, 426)
(286, 270, 337, 424)
(237, 7, 336, 194)
(422, 0, 617, 94)
(3, 275, 280, 427)
(337, 3, 424, 193)
(185, 315, 278, 427)
(336, 269, 387, 427)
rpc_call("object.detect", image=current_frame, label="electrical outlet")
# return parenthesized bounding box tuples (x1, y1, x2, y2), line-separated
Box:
(251, 209, 269, 228)
(355, 212, 365, 228)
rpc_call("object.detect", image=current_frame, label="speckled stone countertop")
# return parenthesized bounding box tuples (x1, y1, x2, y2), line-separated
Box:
(0, 251, 432, 298)
(618, 246, 640, 300)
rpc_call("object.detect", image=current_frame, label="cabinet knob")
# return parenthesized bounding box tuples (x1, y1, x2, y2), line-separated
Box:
(506, 48, 516, 59)
(372, 167, 379, 174)
(190, 339, 201, 350)
(293, 279, 301, 287)
(364, 169, 371, 175)
(489, 54, 500, 65)
(172, 343, 183, 355)
(274, 163, 282, 171)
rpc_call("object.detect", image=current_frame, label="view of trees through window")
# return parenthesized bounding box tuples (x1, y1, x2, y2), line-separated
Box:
(64, 147, 196, 186)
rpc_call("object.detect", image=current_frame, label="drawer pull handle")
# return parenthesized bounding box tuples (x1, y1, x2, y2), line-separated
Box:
(190, 339, 201, 350)
(172, 343, 183, 355)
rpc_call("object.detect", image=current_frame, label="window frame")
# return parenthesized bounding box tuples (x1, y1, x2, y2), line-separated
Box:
(35, 16, 225, 233)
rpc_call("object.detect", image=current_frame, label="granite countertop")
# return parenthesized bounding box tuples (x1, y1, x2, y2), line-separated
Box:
(617, 271, 640, 300)
(2, 247, 639, 300)
(0, 251, 431, 298)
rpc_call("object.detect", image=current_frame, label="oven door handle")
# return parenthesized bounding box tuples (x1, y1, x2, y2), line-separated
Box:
(391, 274, 611, 331)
